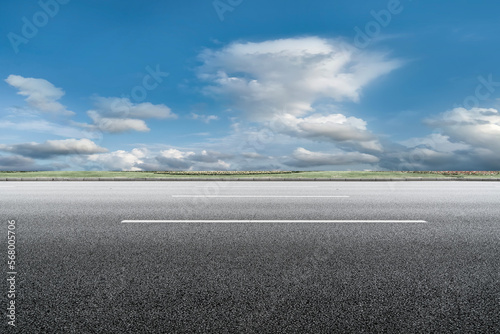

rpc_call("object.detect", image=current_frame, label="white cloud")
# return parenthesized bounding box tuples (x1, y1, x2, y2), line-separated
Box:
(80, 143, 385, 171)
(425, 107, 500, 153)
(286, 147, 379, 167)
(155, 148, 231, 170)
(156, 149, 195, 169)
(160, 148, 195, 160)
(189, 113, 219, 123)
(0, 139, 107, 159)
(269, 113, 382, 151)
(5, 75, 74, 116)
(196, 36, 399, 163)
(401, 133, 470, 153)
(389, 108, 500, 170)
(0, 119, 101, 139)
(91, 96, 176, 119)
(199, 36, 401, 121)
(83, 97, 177, 133)
(86, 110, 150, 133)
(87, 148, 146, 171)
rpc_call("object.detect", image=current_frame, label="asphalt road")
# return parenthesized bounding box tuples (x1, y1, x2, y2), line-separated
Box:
(1, 181, 500, 333)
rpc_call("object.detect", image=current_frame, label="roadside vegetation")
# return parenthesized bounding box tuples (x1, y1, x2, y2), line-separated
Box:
(0, 171, 499, 178)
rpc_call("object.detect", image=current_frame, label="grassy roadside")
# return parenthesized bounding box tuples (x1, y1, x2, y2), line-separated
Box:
(0, 171, 499, 178)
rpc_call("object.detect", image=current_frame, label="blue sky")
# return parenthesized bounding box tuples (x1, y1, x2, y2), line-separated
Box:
(1, 0, 500, 171)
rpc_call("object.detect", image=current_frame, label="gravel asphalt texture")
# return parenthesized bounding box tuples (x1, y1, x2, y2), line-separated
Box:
(1, 181, 500, 333)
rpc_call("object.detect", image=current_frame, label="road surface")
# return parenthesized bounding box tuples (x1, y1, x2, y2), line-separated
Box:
(1, 181, 499, 333)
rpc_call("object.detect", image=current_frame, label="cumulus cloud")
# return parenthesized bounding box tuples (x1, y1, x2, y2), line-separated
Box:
(86, 110, 150, 133)
(0, 139, 107, 159)
(400, 133, 470, 153)
(286, 147, 379, 167)
(155, 148, 232, 170)
(81, 144, 383, 172)
(425, 107, 500, 153)
(140, 148, 231, 171)
(196, 36, 400, 161)
(269, 113, 382, 151)
(387, 108, 500, 170)
(199, 36, 401, 121)
(5, 75, 74, 116)
(91, 96, 175, 119)
(82, 96, 176, 133)
(87, 148, 147, 171)
(156, 148, 195, 169)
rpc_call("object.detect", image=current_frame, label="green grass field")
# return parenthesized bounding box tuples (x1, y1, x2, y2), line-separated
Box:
(0, 171, 499, 178)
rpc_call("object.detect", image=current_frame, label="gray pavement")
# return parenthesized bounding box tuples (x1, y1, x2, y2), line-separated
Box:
(1, 181, 500, 333)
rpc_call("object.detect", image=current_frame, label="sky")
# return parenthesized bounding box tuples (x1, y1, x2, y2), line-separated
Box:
(1, 0, 500, 171)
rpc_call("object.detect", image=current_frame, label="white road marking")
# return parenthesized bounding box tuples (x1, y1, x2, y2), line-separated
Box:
(122, 220, 428, 224)
(195, 186, 320, 188)
(172, 195, 349, 198)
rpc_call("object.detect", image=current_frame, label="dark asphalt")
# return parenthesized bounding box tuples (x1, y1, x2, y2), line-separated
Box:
(1, 181, 500, 333)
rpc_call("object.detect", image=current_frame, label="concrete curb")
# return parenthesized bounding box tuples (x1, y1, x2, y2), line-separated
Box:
(1, 177, 500, 181)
